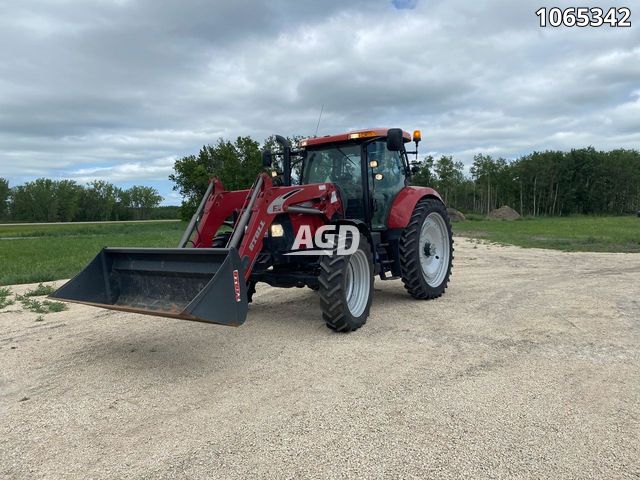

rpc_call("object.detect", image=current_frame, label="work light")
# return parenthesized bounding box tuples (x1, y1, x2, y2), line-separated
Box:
(270, 224, 285, 237)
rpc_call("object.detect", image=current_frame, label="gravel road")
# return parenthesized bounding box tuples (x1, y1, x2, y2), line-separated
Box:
(1, 238, 639, 479)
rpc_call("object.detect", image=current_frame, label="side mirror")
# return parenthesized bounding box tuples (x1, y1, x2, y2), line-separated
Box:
(262, 150, 272, 168)
(386, 128, 404, 151)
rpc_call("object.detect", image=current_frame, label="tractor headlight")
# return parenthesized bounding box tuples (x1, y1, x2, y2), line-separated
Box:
(270, 224, 284, 237)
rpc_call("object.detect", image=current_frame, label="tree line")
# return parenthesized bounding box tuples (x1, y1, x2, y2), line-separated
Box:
(6, 141, 635, 223)
(413, 147, 640, 215)
(171, 137, 640, 218)
(0, 178, 164, 222)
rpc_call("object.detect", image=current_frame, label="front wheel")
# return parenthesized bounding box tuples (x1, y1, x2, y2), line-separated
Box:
(318, 234, 373, 332)
(399, 198, 453, 299)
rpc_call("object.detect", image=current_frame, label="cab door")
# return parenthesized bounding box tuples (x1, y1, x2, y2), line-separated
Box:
(367, 141, 407, 230)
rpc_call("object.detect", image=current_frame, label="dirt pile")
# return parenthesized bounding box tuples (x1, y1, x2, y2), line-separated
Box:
(488, 205, 521, 220)
(447, 208, 466, 222)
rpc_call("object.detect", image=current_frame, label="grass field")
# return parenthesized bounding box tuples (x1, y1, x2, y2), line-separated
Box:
(1, 216, 638, 285)
(0, 221, 186, 285)
(454, 215, 640, 253)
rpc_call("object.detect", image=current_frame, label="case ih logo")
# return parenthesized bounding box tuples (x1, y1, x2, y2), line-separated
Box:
(286, 225, 360, 256)
(232, 269, 241, 302)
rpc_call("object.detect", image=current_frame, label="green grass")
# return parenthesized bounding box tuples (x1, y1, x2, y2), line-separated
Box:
(0, 286, 14, 308)
(22, 283, 56, 297)
(0, 221, 188, 285)
(453, 215, 640, 253)
(1, 216, 637, 285)
(18, 297, 68, 314)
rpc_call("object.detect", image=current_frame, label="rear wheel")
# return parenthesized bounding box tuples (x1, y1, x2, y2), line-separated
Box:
(399, 198, 453, 299)
(319, 234, 373, 332)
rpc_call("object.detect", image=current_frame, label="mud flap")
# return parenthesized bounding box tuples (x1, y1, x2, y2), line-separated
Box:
(49, 247, 248, 326)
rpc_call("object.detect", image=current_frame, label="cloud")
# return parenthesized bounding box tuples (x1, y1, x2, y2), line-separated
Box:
(0, 0, 637, 203)
(392, 0, 418, 9)
(69, 157, 176, 184)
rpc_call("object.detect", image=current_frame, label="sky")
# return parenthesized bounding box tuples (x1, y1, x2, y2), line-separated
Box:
(0, 0, 638, 205)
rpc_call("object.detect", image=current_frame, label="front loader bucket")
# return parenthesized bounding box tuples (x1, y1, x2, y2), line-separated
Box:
(50, 247, 248, 326)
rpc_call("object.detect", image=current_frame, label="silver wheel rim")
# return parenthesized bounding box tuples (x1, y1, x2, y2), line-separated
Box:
(419, 212, 450, 287)
(344, 249, 370, 317)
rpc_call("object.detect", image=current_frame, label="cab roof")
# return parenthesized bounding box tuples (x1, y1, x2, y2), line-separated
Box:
(299, 128, 412, 148)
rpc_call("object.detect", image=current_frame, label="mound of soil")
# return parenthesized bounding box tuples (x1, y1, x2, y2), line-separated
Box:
(447, 208, 466, 222)
(488, 205, 521, 220)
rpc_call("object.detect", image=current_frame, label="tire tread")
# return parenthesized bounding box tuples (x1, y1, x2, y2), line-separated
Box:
(399, 198, 454, 300)
(318, 236, 373, 332)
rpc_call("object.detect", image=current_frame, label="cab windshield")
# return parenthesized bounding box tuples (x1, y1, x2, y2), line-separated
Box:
(301, 144, 364, 219)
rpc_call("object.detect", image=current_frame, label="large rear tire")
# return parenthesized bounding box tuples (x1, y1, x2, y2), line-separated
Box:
(399, 198, 453, 299)
(319, 234, 373, 332)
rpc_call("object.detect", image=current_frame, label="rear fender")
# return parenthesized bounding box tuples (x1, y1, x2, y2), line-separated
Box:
(387, 186, 444, 229)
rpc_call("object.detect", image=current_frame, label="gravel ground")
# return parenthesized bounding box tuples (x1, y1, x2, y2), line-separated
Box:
(1, 238, 639, 479)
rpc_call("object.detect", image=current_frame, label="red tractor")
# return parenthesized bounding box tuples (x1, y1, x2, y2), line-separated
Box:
(51, 128, 453, 332)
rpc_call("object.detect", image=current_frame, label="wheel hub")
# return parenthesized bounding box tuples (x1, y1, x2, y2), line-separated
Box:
(423, 241, 436, 258)
(418, 213, 450, 286)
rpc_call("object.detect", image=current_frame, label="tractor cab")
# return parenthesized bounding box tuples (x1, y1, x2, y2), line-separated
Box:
(298, 128, 418, 229)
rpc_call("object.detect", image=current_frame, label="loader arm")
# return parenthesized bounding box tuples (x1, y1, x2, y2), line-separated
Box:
(191, 173, 343, 281)
(50, 172, 343, 326)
